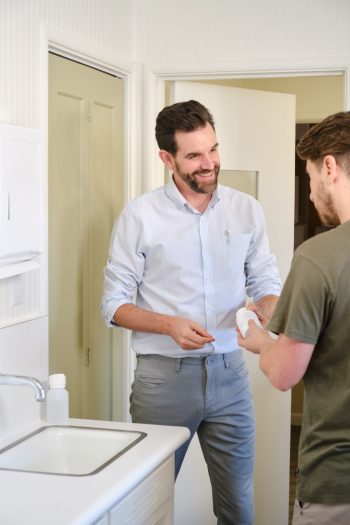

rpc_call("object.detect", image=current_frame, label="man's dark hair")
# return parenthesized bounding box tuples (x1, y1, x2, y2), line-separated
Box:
(155, 100, 215, 155)
(296, 111, 350, 175)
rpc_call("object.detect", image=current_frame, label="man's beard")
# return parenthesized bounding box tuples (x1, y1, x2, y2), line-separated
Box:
(175, 161, 220, 194)
(315, 183, 340, 227)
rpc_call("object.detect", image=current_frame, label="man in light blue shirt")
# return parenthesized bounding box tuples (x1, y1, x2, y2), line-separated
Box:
(101, 100, 280, 525)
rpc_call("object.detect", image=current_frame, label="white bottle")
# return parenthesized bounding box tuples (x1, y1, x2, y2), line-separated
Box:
(236, 307, 262, 337)
(46, 373, 69, 425)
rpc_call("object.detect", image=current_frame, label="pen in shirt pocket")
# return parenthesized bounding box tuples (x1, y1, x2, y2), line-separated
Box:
(224, 229, 231, 244)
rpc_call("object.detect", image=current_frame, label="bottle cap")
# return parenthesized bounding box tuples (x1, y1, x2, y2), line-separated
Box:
(49, 373, 66, 389)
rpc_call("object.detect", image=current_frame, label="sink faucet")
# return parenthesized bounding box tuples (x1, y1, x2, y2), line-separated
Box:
(0, 373, 46, 401)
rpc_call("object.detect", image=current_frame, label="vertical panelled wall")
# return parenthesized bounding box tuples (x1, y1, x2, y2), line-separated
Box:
(0, 0, 135, 329)
(0, 1, 135, 443)
(136, 0, 350, 64)
(0, 0, 135, 127)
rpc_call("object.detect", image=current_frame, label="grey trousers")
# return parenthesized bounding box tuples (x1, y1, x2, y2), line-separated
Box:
(130, 351, 255, 525)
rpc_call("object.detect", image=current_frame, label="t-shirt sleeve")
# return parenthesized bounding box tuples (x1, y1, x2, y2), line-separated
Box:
(267, 254, 332, 344)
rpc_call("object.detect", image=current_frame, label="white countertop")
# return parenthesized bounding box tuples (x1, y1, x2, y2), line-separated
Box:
(0, 418, 190, 525)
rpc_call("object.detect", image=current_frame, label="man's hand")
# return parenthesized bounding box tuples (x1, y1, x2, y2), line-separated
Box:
(167, 317, 215, 350)
(115, 304, 214, 351)
(246, 303, 268, 327)
(237, 320, 271, 354)
(238, 322, 315, 391)
(246, 294, 279, 327)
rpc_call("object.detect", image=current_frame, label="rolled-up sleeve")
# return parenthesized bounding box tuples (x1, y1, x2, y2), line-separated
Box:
(244, 201, 281, 301)
(100, 204, 145, 326)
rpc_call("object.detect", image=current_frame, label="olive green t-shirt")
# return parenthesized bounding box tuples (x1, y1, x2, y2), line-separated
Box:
(268, 220, 350, 504)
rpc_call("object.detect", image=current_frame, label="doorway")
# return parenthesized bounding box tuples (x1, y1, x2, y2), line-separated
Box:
(164, 74, 344, 525)
(48, 53, 125, 421)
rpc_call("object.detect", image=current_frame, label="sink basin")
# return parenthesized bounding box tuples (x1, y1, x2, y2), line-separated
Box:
(0, 425, 146, 476)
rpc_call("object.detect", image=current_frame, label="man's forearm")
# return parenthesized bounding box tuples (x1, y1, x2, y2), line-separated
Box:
(255, 294, 279, 321)
(114, 303, 173, 335)
(114, 304, 215, 351)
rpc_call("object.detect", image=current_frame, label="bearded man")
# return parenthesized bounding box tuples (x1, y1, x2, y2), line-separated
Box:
(102, 100, 281, 525)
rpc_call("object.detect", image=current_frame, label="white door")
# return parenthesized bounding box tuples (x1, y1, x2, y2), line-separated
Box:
(171, 81, 295, 525)
(49, 54, 124, 420)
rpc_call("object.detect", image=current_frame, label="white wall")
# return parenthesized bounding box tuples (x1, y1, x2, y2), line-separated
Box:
(136, 0, 350, 64)
(0, 317, 48, 445)
(0, 0, 135, 127)
(0, 0, 135, 440)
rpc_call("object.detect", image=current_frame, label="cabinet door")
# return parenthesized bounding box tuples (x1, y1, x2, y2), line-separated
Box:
(109, 457, 174, 525)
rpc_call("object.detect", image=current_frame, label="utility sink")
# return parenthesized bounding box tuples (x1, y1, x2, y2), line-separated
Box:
(0, 425, 146, 476)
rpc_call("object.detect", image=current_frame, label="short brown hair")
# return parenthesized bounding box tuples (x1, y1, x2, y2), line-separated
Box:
(296, 111, 350, 174)
(155, 100, 215, 155)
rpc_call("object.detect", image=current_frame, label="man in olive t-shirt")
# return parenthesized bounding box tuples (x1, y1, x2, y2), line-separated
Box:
(238, 111, 350, 525)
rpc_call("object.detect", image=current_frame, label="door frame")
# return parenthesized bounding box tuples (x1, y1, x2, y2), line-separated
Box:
(39, 25, 138, 420)
(142, 57, 349, 522)
(142, 58, 350, 193)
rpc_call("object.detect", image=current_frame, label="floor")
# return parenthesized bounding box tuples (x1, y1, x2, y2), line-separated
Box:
(289, 425, 301, 525)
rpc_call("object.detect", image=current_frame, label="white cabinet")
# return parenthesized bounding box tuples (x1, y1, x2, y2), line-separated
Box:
(94, 456, 174, 525)
(0, 123, 42, 276)
(110, 457, 174, 525)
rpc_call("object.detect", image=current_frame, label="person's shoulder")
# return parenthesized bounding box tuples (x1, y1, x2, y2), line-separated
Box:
(123, 185, 165, 212)
(292, 223, 350, 286)
(295, 224, 350, 268)
(218, 184, 262, 218)
(218, 184, 258, 205)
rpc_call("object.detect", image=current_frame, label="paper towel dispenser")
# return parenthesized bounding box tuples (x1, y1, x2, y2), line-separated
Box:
(0, 123, 42, 278)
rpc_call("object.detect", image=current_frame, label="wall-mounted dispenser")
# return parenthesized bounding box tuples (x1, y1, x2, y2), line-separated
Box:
(0, 123, 43, 279)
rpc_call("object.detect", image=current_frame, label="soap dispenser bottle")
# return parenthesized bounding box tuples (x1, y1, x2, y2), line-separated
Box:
(46, 373, 69, 425)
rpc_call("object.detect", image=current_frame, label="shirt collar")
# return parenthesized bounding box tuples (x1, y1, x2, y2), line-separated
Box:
(165, 175, 220, 211)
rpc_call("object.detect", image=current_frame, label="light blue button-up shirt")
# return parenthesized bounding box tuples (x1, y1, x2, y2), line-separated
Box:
(101, 177, 281, 357)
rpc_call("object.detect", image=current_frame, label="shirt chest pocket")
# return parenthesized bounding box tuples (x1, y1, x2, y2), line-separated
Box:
(223, 232, 252, 275)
